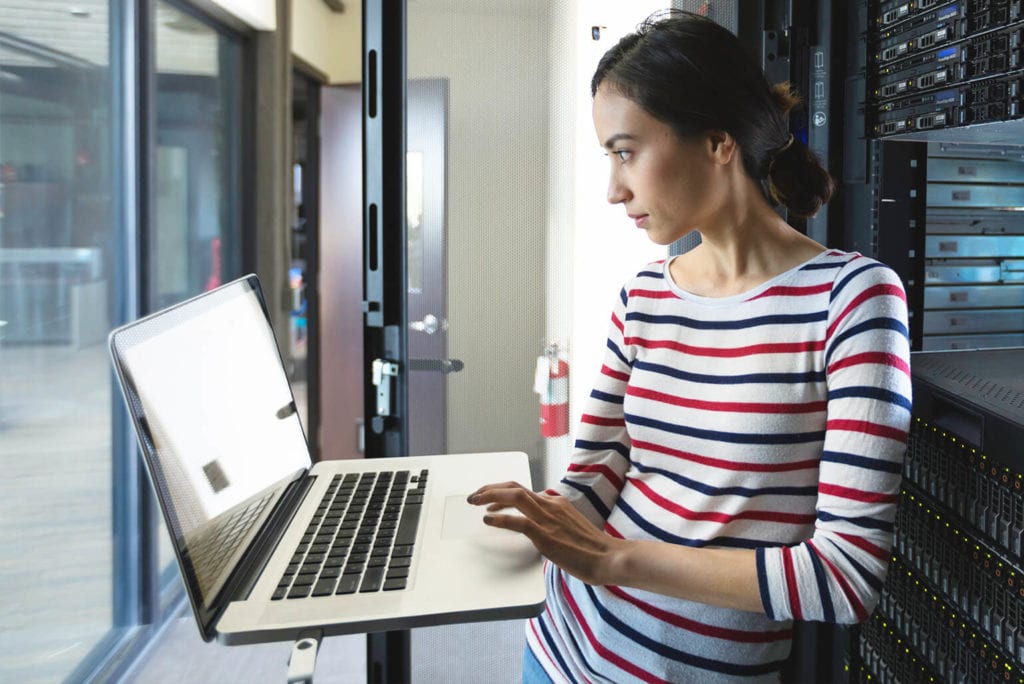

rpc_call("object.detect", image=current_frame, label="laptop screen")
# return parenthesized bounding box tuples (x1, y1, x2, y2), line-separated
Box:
(110, 275, 310, 610)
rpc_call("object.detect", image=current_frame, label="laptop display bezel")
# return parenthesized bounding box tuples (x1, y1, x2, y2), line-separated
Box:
(108, 274, 312, 641)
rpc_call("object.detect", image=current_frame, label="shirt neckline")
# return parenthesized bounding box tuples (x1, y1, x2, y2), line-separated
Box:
(662, 249, 833, 306)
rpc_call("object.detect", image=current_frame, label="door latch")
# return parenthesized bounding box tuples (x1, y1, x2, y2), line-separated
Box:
(372, 359, 400, 417)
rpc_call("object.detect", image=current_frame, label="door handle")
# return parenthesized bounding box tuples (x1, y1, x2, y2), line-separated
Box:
(410, 314, 442, 335)
(408, 358, 464, 373)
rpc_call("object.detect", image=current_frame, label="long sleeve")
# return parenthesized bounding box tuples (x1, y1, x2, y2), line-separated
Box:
(552, 286, 634, 527)
(756, 258, 913, 623)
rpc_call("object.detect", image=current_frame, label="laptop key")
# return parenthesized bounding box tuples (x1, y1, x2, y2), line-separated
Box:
(312, 578, 336, 597)
(272, 587, 288, 600)
(288, 584, 312, 599)
(383, 578, 407, 591)
(396, 504, 422, 545)
(360, 567, 385, 592)
(336, 576, 360, 595)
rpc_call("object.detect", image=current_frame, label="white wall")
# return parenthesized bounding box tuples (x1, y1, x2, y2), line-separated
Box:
(292, 0, 362, 83)
(566, 2, 669, 439)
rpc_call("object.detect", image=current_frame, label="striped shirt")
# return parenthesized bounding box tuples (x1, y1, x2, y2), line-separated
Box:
(527, 250, 912, 683)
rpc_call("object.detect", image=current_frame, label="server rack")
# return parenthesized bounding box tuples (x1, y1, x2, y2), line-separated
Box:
(854, 348, 1024, 683)
(849, 3, 1024, 681)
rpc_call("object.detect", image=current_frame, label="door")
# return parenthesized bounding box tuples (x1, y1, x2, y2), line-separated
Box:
(406, 78, 449, 456)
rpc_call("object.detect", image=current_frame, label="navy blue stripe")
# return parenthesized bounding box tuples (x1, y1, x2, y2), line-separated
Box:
(606, 338, 630, 368)
(637, 269, 661, 280)
(830, 261, 886, 303)
(825, 317, 909, 367)
(627, 310, 827, 330)
(626, 412, 825, 445)
(802, 260, 846, 272)
(634, 360, 825, 385)
(536, 611, 581, 684)
(574, 439, 630, 460)
(806, 544, 836, 623)
(828, 386, 913, 412)
(561, 480, 612, 520)
(755, 548, 775, 620)
(833, 543, 885, 592)
(619, 286, 628, 306)
(821, 450, 903, 474)
(615, 498, 787, 549)
(582, 584, 788, 677)
(589, 388, 624, 405)
(817, 511, 894, 533)
(632, 461, 819, 499)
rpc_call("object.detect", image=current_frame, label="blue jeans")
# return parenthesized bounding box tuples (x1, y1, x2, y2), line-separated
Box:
(522, 646, 553, 684)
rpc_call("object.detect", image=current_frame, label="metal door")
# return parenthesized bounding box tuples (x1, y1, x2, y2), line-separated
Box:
(406, 78, 450, 457)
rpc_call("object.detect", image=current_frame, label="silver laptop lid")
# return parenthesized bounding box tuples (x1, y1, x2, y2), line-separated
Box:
(108, 275, 310, 638)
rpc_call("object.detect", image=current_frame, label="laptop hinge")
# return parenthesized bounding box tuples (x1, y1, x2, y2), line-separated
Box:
(224, 470, 316, 604)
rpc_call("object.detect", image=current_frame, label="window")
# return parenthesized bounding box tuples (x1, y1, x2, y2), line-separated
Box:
(0, 2, 249, 679)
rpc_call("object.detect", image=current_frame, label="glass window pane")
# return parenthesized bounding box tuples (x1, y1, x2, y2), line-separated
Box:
(152, 1, 243, 579)
(0, 1, 116, 679)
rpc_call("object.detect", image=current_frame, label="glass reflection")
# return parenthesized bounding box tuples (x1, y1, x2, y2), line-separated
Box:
(153, 0, 243, 582)
(0, 1, 115, 680)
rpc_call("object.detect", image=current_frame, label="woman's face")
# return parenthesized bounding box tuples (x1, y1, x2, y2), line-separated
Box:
(592, 84, 726, 245)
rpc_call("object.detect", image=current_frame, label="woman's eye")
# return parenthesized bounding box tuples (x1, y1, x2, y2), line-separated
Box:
(613, 150, 631, 162)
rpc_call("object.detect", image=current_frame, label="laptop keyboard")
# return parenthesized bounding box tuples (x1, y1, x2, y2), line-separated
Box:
(189, 491, 275, 599)
(272, 469, 427, 599)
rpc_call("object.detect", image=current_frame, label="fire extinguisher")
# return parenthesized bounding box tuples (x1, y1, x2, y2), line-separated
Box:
(535, 343, 569, 438)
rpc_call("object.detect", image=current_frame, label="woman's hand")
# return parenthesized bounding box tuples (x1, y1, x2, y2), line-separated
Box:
(467, 481, 628, 586)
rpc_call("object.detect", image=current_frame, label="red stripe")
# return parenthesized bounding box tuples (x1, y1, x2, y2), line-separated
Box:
(604, 521, 624, 538)
(601, 364, 630, 382)
(827, 351, 911, 378)
(580, 414, 625, 428)
(605, 585, 793, 643)
(827, 418, 908, 442)
(782, 547, 803, 620)
(628, 385, 826, 414)
(808, 539, 868, 621)
(559, 576, 671, 684)
(568, 463, 625, 491)
(612, 312, 624, 334)
(632, 438, 820, 473)
(835, 531, 889, 561)
(746, 282, 833, 301)
(631, 479, 816, 525)
(819, 482, 898, 504)
(628, 288, 678, 299)
(622, 337, 825, 358)
(827, 283, 907, 338)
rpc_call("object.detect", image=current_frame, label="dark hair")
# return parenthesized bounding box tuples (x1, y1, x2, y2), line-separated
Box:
(591, 10, 833, 218)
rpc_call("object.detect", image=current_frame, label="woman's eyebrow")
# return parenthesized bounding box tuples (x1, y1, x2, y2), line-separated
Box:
(603, 133, 638, 149)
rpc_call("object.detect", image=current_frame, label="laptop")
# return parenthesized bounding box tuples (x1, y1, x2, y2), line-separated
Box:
(109, 274, 545, 645)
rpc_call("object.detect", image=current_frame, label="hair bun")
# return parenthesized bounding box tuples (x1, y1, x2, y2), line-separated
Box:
(767, 138, 835, 218)
(770, 82, 801, 116)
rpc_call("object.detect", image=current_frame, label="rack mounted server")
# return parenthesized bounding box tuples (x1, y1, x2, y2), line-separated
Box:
(867, 0, 1024, 137)
(852, 348, 1024, 683)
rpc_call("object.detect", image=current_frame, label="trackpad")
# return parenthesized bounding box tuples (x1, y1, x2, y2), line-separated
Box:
(441, 495, 517, 539)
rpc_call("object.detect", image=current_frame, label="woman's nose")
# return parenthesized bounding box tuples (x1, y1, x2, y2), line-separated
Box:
(607, 173, 629, 205)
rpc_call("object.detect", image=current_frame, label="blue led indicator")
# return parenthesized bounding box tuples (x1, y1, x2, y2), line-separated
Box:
(937, 47, 958, 60)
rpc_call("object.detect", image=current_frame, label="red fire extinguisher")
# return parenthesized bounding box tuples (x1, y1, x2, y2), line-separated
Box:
(536, 343, 569, 438)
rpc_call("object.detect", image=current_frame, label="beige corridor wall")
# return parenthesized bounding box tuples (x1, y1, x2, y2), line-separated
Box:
(292, 0, 361, 83)
(407, 3, 550, 466)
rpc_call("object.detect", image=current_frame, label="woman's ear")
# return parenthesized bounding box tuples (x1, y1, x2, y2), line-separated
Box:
(706, 130, 737, 165)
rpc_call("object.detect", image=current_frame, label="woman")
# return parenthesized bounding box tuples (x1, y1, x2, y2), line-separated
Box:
(469, 10, 912, 683)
